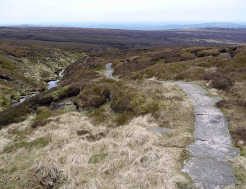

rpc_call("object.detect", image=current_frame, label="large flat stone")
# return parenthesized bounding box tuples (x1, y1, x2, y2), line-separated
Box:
(195, 106, 223, 116)
(176, 81, 208, 94)
(194, 114, 231, 144)
(188, 141, 240, 159)
(188, 94, 222, 106)
(183, 158, 237, 189)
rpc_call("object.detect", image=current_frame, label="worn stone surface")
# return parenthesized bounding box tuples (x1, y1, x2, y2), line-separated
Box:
(105, 63, 118, 81)
(183, 158, 236, 189)
(175, 81, 208, 94)
(174, 81, 240, 189)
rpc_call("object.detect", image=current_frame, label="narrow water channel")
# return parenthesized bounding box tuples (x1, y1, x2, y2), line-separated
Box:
(12, 71, 63, 107)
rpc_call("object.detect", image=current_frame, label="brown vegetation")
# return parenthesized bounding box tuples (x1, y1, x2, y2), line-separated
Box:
(0, 80, 194, 188)
(0, 28, 246, 187)
(0, 42, 82, 111)
(231, 127, 246, 143)
(217, 99, 246, 109)
(1, 27, 246, 49)
(202, 72, 232, 90)
(0, 84, 81, 127)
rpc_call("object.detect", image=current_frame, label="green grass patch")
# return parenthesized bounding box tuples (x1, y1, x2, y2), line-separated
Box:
(3, 136, 51, 153)
(0, 95, 11, 108)
(88, 152, 108, 164)
(197, 48, 220, 57)
(233, 49, 246, 68)
(31, 107, 55, 128)
(0, 152, 38, 189)
(89, 107, 109, 124)
(132, 62, 189, 80)
(0, 57, 16, 71)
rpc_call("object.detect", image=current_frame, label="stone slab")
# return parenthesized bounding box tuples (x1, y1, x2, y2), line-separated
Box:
(175, 81, 208, 94)
(188, 141, 240, 159)
(188, 94, 222, 106)
(173, 81, 239, 188)
(183, 158, 237, 189)
(194, 114, 231, 144)
(195, 106, 223, 116)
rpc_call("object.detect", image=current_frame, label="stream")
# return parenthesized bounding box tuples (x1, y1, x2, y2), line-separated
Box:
(12, 71, 63, 107)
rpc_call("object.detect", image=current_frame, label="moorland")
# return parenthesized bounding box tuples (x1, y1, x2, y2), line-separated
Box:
(0, 26, 246, 188)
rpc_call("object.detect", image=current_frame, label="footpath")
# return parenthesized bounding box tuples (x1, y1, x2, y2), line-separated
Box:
(176, 81, 240, 189)
(105, 63, 240, 188)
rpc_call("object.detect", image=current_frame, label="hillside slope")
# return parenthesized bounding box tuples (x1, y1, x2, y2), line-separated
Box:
(0, 42, 81, 111)
(0, 39, 246, 188)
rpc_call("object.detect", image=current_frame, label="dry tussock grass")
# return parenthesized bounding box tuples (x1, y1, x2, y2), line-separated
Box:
(229, 156, 246, 187)
(29, 113, 190, 188)
(0, 82, 194, 188)
(211, 81, 246, 186)
(216, 82, 246, 138)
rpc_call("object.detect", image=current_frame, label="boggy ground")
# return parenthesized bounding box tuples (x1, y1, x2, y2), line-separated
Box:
(0, 41, 246, 188)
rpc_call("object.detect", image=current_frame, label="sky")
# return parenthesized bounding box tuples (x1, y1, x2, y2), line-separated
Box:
(0, 0, 245, 25)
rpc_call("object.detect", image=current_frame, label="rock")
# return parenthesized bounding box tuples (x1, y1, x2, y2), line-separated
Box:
(238, 140, 244, 146)
(183, 158, 237, 189)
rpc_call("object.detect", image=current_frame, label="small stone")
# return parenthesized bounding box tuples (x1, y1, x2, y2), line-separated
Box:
(238, 140, 244, 146)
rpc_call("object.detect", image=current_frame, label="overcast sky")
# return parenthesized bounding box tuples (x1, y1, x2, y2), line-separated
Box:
(0, 0, 245, 25)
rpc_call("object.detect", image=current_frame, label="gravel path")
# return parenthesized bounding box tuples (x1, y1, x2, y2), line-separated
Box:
(175, 81, 240, 189)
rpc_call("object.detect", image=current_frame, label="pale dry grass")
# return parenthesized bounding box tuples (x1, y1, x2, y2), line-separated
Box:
(0, 81, 194, 189)
(229, 156, 246, 188)
(230, 82, 246, 100)
(29, 113, 189, 189)
(0, 115, 34, 151)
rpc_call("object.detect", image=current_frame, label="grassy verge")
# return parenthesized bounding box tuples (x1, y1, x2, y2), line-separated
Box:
(213, 82, 246, 187)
